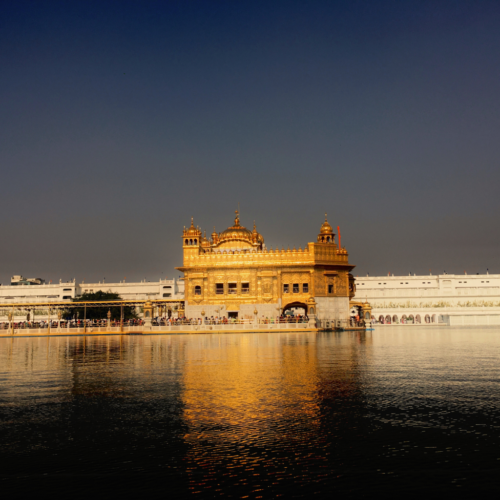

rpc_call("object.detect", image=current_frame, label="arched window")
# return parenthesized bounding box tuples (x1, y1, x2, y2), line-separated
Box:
(379, 315, 384, 324)
(402, 314, 407, 324)
(409, 314, 414, 323)
(194, 286, 201, 296)
(189, 239, 193, 245)
(327, 236, 331, 242)
(425, 314, 430, 323)
(416, 314, 421, 324)
(431, 314, 436, 323)
(185, 239, 188, 245)
(385, 315, 391, 324)
(194, 239, 197, 244)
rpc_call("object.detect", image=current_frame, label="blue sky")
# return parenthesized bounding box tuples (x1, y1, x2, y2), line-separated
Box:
(1, 0, 500, 282)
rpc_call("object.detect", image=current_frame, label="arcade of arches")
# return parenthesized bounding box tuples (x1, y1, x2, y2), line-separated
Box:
(375, 314, 438, 325)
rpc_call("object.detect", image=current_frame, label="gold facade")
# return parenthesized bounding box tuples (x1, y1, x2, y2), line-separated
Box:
(176, 212, 356, 317)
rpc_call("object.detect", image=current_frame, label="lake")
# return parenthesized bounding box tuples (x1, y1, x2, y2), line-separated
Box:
(1, 327, 499, 498)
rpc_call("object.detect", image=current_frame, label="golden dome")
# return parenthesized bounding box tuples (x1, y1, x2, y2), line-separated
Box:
(217, 211, 264, 248)
(220, 212, 252, 239)
(317, 213, 335, 244)
(319, 213, 334, 234)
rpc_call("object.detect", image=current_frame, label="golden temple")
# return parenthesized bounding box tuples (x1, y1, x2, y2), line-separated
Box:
(176, 211, 357, 321)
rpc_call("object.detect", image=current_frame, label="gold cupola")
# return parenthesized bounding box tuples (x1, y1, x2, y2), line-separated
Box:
(216, 210, 264, 250)
(317, 213, 335, 244)
(183, 217, 202, 246)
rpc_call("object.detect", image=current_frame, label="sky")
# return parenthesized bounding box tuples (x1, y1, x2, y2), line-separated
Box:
(1, 0, 500, 284)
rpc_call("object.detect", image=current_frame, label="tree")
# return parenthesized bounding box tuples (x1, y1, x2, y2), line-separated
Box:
(71, 291, 138, 321)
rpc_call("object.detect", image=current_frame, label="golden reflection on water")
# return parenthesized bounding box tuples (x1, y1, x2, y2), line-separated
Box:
(2, 329, 500, 496)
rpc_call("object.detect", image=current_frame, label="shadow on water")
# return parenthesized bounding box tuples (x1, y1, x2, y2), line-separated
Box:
(1, 328, 499, 497)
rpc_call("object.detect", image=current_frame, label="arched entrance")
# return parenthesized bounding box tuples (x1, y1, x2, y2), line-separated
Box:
(282, 302, 308, 317)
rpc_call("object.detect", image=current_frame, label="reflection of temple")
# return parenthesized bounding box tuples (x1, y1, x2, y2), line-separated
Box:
(177, 212, 356, 321)
(179, 331, 373, 493)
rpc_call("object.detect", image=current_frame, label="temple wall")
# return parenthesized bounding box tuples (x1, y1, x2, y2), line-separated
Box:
(185, 301, 279, 320)
(314, 296, 350, 321)
(185, 304, 227, 319)
(240, 303, 280, 319)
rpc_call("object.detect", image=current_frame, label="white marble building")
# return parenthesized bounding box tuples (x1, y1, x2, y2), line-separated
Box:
(355, 273, 500, 326)
(0, 278, 184, 321)
(0, 278, 184, 304)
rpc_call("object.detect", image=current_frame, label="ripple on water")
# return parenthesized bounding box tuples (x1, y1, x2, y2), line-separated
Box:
(0, 328, 499, 497)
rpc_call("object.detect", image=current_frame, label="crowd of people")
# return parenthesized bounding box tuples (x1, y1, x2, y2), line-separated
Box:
(1, 313, 310, 330)
(151, 313, 310, 326)
(0, 318, 146, 329)
(349, 315, 366, 327)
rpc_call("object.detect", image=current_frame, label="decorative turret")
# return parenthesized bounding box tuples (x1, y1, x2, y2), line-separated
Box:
(252, 221, 264, 245)
(201, 231, 211, 249)
(211, 226, 219, 245)
(183, 217, 202, 246)
(317, 213, 335, 244)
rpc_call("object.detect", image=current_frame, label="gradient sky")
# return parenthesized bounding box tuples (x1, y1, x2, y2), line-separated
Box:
(1, 0, 500, 284)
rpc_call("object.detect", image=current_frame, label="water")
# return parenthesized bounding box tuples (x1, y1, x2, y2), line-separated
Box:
(1, 327, 499, 498)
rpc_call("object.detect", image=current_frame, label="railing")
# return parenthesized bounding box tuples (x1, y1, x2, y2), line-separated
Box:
(0, 318, 313, 334)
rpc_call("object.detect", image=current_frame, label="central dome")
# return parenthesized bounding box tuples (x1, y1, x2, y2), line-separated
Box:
(220, 219, 252, 240)
(216, 211, 264, 249)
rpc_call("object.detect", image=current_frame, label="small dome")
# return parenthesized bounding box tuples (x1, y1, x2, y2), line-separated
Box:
(320, 214, 333, 234)
(201, 231, 211, 248)
(317, 214, 335, 244)
(184, 217, 201, 236)
(252, 221, 264, 244)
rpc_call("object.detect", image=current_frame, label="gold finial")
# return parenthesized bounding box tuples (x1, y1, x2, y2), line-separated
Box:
(325, 212, 328, 221)
(190, 217, 194, 227)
